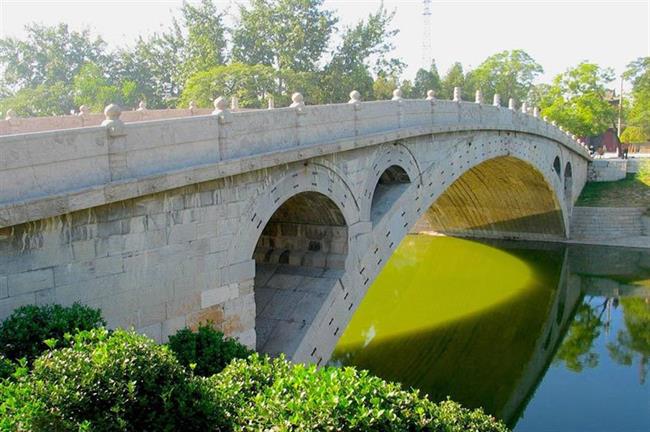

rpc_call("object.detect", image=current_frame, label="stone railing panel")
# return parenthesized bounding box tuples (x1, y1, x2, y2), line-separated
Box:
(355, 101, 399, 136)
(0, 127, 109, 204)
(300, 104, 356, 145)
(401, 100, 431, 128)
(432, 100, 460, 127)
(123, 116, 220, 178)
(222, 108, 297, 159)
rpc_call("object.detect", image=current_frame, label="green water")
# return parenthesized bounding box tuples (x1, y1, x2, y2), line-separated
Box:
(332, 235, 650, 431)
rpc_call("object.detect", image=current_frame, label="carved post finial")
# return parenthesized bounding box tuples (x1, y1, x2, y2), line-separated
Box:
(212, 96, 228, 115)
(533, 107, 540, 117)
(426, 89, 436, 100)
(137, 100, 147, 111)
(453, 87, 462, 102)
(231, 96, 239, 110)
(267, 96, 274, 110)
(348, 90, 361, 104)
(101, 103, 125, 136)
(508, 98, 516, 110)
(392, 88, 403, 101)
(189, 100, 197, 110)
(475, 90, 483, 104)
(493, 94, 501, 106)
(78, 105, 89, 116)
(520, 101, 528, 114)
(4, 109, 14, 120)
(290, 92, 305, 108)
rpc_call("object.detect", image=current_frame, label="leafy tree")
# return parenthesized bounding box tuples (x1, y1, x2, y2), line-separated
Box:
(607, 297, 650, 384)
(440, 62, 467, 100)
(177, 0, 227, 83)
(0, 23, 107, 92)
(232, 0, 337, 74)
(413, 60, 442, 98)
(179, 63, 276, 108)
(73, 63, 138, 111)
(622, 57, 650, 142)
(320, 5, 398, 103)
(554, 302, 603, 372)
(539, 62, 616, 136)
(0, 82, 72, 117)
(372, 73, 399, 100)
(468, 49, 543, 106)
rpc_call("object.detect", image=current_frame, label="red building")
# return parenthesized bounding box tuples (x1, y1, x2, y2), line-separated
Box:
(584, 128, 620, 153)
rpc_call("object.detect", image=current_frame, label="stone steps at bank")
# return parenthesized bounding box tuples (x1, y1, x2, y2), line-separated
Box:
(570, 207, 645, 239)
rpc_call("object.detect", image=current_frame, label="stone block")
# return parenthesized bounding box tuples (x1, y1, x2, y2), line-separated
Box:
(222, 259, 256, 285)
(168, 223, 196, 244)
(161, 315, 187, 341)
(0, 276, 7, 299)
(166, 292, 201, 318)
(201, 283, 238, 308)
(95, 255, 123, 276)
(187, 304, 225, 330)
(72, 239, 96, 261)
(8, 268, 54, 296)
(0, 293, 36, 321)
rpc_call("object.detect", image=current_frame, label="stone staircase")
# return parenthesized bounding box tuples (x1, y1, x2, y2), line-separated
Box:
(570, 207, 645, 239)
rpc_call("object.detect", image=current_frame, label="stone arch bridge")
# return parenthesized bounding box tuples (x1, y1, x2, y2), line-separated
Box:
(0, 93, 590, 364)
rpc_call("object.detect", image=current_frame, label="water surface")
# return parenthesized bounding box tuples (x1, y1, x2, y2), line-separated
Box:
(332, 236, 650, 431)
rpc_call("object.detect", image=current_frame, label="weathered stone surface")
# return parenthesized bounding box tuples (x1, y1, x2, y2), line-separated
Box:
(0, 98, 590, 365)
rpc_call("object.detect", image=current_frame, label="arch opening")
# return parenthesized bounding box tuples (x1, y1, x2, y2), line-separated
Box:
(416, 156, 566, 240)
(252, 191, 348, 357)
(553, 156, 561, 178)
(370, 165, 411, 224)
(564, 162, 573, 204)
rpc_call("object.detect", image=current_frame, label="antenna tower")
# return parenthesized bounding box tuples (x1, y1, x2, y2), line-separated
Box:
(422, 0, 432, 67)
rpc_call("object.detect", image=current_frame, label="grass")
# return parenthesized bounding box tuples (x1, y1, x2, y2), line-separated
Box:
(576, 160, 650, 208)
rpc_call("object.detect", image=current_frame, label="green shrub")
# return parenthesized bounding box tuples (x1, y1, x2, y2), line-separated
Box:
(168, 324, 252, 376)
(210, 354, 509, 432)
(0, 355, 16, 381)
(0, 303, 105, 362)
(0, 328, 228, 432)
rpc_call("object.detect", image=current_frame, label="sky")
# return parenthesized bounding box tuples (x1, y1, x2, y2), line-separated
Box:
(0, 0, 649, 87)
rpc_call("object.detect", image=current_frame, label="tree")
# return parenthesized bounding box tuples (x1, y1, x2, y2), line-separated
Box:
(412, 60, 441, 98)
(440, 62, 467, 100)
(607, 298, 650, 384)
(179, 63, 276, 109)
(372, 73, 399, 100)
(320, 5, 399, 103)
(539, 62, 616, 137)
(232, 0, 337, 74)
(0, 23, 107, 92)
(0, 82, 72, 117)
(622, 57, 650, 142)
(72, 63, 138, 112)
(177, 0, 227, 83)
(554, 302, 603, 372)
(467, 49, 543, 106)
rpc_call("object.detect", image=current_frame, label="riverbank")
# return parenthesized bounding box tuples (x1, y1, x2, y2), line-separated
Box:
(569, 157, 650, 249)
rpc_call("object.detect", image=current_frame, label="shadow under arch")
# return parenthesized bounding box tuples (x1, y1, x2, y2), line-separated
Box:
(417, 156, 567, 240)
(252, 191, 349, 357)
(370, 165, 411, 224)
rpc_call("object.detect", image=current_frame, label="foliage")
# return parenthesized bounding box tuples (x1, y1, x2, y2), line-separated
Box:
(622, 57, 650, 142)
(554, 302, 603, 372)
(412, 60, 442, 98)
(440, 62, 467, 100)
(179, 63, 277, 108)
(373, 73, 400, 100)
(0, 303, 105, 363)
(232, 0, 337, 73)
(210, 353, 509, 431)
(467, 50, 543, 106)
(0, 23, 107, 92)
(73, 63, 138, 111)
(0, 82, 73, 117)
(0, 328, 225, 432)
(607, 298, 650, 384)
(167, 324, 252, 377)
(0, 355, 16, 381)
(539, 62, 616, 136)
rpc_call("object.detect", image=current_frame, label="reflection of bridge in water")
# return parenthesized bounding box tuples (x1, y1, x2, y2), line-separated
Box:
(331, 238, 650, 428)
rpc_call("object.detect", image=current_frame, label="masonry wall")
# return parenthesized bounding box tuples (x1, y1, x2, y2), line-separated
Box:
(0, 130, 588, 364)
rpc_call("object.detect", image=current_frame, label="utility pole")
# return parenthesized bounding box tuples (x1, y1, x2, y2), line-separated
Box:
(617, 74, 624, 137)
(422, 0, 432, 67)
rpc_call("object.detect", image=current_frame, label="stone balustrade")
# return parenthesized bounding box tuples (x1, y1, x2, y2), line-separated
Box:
(0, 91, 591, 228)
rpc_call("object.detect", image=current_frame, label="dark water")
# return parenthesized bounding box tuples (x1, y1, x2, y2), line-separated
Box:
(331, 236, 650, 431)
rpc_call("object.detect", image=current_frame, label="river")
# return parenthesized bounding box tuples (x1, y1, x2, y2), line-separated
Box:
(331, 235, 650, 431)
